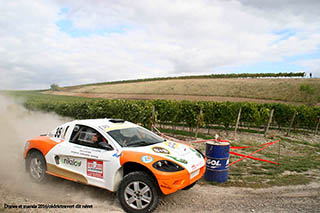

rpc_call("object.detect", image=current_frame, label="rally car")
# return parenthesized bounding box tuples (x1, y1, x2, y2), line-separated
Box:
(24, 119, 206, 212)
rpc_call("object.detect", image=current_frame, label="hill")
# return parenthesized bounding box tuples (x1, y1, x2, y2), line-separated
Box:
(46, 77, 320, 105)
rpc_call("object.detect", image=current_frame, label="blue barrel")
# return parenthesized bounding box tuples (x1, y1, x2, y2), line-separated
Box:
(204, 141, 230, 183)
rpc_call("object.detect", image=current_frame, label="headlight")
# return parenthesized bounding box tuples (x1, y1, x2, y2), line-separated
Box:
(152, 160, 184, 172)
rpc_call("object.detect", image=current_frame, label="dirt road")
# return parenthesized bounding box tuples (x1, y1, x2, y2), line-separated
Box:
(1, 176, 319, 212)
(1, 95, 319, 212)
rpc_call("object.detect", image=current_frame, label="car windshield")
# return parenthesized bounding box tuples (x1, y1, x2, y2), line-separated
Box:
(108, 127, 164, 147)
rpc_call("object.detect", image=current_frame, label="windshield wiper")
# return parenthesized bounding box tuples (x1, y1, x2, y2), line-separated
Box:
(128, 141, 160, 147)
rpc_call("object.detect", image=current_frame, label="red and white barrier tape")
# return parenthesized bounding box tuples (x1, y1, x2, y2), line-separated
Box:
(152, 125, 280, 165)
(229, 140, 280, 166)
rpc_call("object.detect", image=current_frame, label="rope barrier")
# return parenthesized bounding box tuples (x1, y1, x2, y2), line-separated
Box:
(229, 140, 280, 166)
(152, 125, 280, 165)
(229, 151, 279, 165)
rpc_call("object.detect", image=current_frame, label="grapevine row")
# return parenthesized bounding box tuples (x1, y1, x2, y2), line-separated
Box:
(18, 92, 320, 132)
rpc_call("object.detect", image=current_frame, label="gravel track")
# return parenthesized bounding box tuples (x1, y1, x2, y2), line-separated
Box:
(1, 179, 319, 212)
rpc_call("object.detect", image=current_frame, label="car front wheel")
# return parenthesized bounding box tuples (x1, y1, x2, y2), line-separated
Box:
(27, 151, 47, 182)
(118, 171, 159, 213)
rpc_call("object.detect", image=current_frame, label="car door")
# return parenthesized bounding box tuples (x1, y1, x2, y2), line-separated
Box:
(46, 124, 122, 191)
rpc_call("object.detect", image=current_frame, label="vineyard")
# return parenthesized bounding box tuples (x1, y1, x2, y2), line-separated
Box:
(8, 91, 320, 135)
(3, 90, 320, 189)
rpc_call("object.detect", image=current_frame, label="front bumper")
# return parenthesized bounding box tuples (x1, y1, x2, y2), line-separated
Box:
(157, 165, 206, 195)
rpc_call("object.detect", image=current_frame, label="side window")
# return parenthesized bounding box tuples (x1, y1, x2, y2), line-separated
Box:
(70, 125, 111, 149)
(62, 126, 70, 139)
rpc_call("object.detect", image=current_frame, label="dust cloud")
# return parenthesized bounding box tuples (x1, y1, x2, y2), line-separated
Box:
(0, 95, 120, 211)
(0, 95, 69, 188)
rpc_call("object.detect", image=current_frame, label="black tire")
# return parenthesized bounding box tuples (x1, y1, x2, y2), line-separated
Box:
(182, 181, 197, 190)
(117, 171, 159, 213)
(27, 151, 47, 183)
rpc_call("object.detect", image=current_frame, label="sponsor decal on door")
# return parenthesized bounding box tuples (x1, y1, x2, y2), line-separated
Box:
(87, 159, 103, 179)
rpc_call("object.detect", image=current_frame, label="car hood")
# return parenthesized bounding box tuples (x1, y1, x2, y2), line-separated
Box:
(123, 140, 205, 173)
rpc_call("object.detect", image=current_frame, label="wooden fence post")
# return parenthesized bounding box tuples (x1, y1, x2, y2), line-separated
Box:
(277, 139, 281, 166)
(315, 118, 320, 136)
(195, 108, 203, 139)
(234, 107, 242, 138)
(264, 109, 274, 138)
(286, 111, 297, 136)
(151, 105, 155, 132)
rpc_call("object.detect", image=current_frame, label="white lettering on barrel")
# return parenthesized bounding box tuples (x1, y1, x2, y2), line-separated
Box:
(206, 159, 222, 168)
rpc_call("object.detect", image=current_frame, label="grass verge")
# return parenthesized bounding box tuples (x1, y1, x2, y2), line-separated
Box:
(160, 127, 320, 188)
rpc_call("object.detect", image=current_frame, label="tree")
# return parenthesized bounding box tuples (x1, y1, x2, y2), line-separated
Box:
(50, 83, 60, 91)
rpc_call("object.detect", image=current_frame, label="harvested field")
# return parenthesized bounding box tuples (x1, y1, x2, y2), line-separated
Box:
(46, 78, 320, 104)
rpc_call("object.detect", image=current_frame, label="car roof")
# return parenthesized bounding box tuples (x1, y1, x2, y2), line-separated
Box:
(65, 118, 138, 131)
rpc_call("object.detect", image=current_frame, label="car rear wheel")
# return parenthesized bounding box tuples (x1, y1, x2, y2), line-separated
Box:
(27, 151, 47, 182)
(118, 171, 159, 213)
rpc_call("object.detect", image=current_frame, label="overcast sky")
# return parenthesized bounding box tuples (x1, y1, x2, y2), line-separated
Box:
(1, 0, 320, 90)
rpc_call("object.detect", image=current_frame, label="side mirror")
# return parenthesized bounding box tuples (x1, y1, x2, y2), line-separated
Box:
(98, 142, 113, 151)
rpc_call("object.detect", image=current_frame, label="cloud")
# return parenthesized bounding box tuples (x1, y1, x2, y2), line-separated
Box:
(238, 0, 320, 20)
(0, 0, 320, 89)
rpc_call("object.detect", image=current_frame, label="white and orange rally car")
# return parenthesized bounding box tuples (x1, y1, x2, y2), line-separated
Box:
(24, 119, 206, 212)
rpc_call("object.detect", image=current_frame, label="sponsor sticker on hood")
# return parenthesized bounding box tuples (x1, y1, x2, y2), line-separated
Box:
(152, 146, 170, 154)
(164, 141, 179, 149)
(166, 155, 188, 164)
(164, 141, 194, 157)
